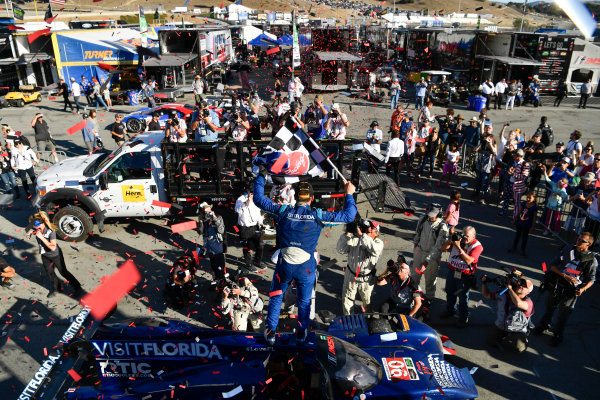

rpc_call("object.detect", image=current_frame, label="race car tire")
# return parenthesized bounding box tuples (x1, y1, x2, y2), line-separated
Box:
(17, 100, 25, 107)
(126, 118, 143, 133)
(53, 206, 93, 242)
(35, 94, 42, 102)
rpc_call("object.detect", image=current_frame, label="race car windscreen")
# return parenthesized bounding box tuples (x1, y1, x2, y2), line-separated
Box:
(315, 334, 382, 396)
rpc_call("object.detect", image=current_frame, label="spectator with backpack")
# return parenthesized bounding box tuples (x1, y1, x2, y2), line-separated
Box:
(535, 116, 554, 147)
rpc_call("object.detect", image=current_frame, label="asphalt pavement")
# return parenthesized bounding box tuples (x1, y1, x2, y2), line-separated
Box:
(0, 83, 599, 399)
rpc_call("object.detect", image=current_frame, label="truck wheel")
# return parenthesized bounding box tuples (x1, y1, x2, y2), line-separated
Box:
(17, 100, 25, 107)
(53, 206, 93, 242)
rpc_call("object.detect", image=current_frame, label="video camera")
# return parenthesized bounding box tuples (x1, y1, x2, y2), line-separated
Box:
(492, 267, 526, 289)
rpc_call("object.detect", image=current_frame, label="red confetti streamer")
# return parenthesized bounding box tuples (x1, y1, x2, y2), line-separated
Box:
(151, 200, 172, 208)
(66, 120, 88, 135)
(80, 260, 141, 320)
(565, 268, 580, 275)
(171, 220, 197, 233)
(67, 369, 82, 382)
(542, 262, 547, 272)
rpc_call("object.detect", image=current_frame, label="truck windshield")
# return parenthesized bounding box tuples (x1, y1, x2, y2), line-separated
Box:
(88, 147, 123, 176)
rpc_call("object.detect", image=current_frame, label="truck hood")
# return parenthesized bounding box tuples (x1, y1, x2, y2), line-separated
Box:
(37, 154, 102, 188)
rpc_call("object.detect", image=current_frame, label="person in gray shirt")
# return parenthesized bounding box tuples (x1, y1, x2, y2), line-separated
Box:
(578, 78, 593, 109)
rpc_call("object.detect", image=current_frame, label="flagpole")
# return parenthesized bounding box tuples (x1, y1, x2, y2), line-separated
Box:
(34, 0, 40, 22)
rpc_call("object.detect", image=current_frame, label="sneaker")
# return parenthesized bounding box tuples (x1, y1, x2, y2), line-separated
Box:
(264, 329, 276, 345)
(532, 326, 547, 336)
(244, 264, 258, 273)
(1, 281, 15, 289)
(457, 318, 469, 328)
(47, 291, 58, 298)
(296, 329, 307, 345)
(255, 263, 267, 270)
(439, 310, 455, 319)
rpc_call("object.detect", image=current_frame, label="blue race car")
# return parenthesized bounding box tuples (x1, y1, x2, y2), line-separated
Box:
(50, 313, 477, 400)
(122, 103, 196, 133)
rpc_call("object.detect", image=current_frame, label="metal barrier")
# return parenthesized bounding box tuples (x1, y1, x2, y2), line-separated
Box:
(34, 151, 69, 174)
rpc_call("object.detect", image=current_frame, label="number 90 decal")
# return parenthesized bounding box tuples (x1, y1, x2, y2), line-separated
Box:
(382, 357, 420, 381)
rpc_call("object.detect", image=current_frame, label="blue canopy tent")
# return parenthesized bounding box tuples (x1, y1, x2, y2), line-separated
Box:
(248, 33, 279, 47)
(277, 33, 311, 46)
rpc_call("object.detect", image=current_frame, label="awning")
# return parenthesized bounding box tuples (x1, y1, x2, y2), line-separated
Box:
(314, 51, 362, 62)
(143, 53, 198, 67)
(476, 55, 545, 67)
(16, 53, 51, 65)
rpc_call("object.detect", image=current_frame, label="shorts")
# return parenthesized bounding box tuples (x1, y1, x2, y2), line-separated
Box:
(37, 139, 56, 152)
(84, 140, 95, 153)
(443, 161, 457, 175)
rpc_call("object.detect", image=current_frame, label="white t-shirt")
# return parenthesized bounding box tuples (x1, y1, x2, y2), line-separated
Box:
(567, 139, 582, 155)
(231, 124, 247, 141)
(581, 153, 594, 166)
(71, 82, 81, 97)
(446, 149, 460, 163)
(327, 114, 347, 140)
(366, 128, 383, 153)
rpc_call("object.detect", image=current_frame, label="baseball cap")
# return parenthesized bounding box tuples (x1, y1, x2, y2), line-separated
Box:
(70, 77, 75, 82)
(199, 201, 211, 209)
(533, 132, 542, 138)
(331, 103, 340, 110)
(582, 172, 596, 182)
(427, 204, 442, 218)
(556, 141, 564, 146)
(296, 182, 314, 201)
(363, 219, 380, 232)
(370, 120, 378, 127)
(562, 157, 571, 164)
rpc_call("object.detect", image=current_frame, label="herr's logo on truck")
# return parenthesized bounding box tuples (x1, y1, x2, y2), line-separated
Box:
(122, 185, 146, 202)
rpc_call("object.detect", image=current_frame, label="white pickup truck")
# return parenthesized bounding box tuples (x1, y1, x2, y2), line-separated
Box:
(33, 132, 353, 242)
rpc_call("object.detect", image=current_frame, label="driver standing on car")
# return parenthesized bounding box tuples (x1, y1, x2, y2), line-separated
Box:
(253, 175, 356, 345)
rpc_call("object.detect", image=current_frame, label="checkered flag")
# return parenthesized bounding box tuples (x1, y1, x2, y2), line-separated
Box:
(253, 118, 335, 185)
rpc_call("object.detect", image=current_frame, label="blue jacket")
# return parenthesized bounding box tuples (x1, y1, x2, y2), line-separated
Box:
(253, 175, 357, 255)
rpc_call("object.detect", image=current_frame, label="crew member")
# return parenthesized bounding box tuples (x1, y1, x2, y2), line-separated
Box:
(147, 112, 162, 131)
(440, 226, 483, 327)
(377, 254, 422, 317)
(191, 101, 221, 143)
(220, 276, 263, 332)
(411, 203, 450, 299)
(337, 220, 384, 315)
(197, 202, 226, 280)
(482, 273, 534, 352)
(253, 175, 356, 345)
(235, 186, 265, 272)
(533, 233, 597, 345)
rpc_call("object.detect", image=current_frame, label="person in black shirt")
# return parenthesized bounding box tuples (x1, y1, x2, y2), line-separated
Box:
(523, 132, 545, 160)
(56, 78, 74, 112)
(110, 114, 127, 146)
(147, 112, 162, 131)
(377, 254, 422, 317)
(419, 127, 441, 177)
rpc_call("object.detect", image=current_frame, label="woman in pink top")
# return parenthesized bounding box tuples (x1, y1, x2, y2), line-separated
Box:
(444, 190, 461, 234)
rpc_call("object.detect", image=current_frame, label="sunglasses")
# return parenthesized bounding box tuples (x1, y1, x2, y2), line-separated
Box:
(595, 159, 600, 161)
(576, 238, 591, 244)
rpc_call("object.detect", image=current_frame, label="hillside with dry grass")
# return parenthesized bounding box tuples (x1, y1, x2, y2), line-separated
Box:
(17, 0, 556, 28)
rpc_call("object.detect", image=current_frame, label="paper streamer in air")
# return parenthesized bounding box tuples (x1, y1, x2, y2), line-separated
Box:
(555, 0, 596, 39)
(80, 260, 141, 320)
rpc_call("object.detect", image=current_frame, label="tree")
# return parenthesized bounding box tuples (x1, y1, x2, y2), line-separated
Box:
(513, 17, 532, 32)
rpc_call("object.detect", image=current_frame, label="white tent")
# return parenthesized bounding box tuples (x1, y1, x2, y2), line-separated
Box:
(227, 4, 254, 14)
(240, 25, 276, 44)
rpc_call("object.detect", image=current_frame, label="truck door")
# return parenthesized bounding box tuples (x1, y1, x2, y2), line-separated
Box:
(94, 151, 163, 218)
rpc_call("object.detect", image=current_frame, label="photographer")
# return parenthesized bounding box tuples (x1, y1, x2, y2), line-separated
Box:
(227, 108, 251, 142)
(164, 255, 197, 310)
(411, 204, 450, 299)
(324, 103, 349, 141)
(26, 212, 82, 298)
(220, 276, 263, 332)
(377, 254, 422, 317)
(533, 233, 597, 346)
(337, 220, 384, 315)
(197, 202, 226, 280)
(191, 102, 220, 143)
(164, 112, 187, 143)
(440, 226, 483, 327)
(235, 187, 265, 273)
(481, 272, 534, 353)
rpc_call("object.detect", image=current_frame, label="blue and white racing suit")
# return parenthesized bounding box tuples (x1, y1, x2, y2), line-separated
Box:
(253, 175, 357, 333)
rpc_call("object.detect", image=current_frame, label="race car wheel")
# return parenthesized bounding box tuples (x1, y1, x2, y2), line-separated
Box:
(126, 118, 142, 133)
(17, 100, 24, 107)
(35, 94, 42, 102)
(53, 206, 93, 242)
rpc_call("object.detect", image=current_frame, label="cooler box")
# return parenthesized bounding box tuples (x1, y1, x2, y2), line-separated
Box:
(127, 91, 139, 106)
(467, 95, 486, 112)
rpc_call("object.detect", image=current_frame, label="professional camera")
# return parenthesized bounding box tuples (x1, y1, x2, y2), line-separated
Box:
(170, 118, 179, 127)
(491, 267, 526, 289)
(386, 259, 400, 274)
(202, 108, 210, 118)
(305, 110, 316, 122)
(452, 232, 466, 242)
(330, 110, 338, 119)
(216, 275, 240, 297)
(345, 214, 362, 234)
